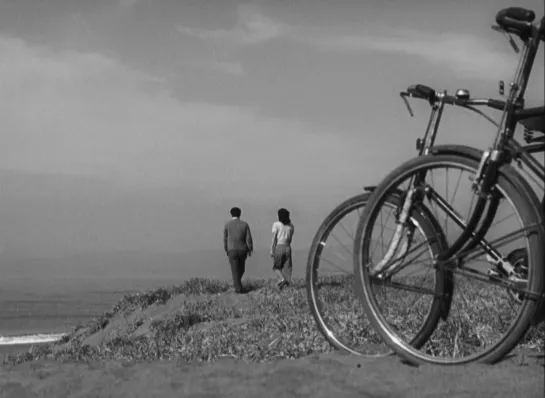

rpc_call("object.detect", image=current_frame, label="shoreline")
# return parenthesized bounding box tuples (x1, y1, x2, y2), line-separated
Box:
(0, 342, 50, 358)
(1, 277, 543, 369)
(0, 332, 66, 346)
(0, 333, 67, 359)
(0, 333, 66, 359)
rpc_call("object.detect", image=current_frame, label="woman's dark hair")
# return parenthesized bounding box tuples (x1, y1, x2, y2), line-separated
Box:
(277, 208, 291, 225)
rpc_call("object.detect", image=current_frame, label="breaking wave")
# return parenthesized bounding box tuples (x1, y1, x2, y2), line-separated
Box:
(0, 333, 66, 346)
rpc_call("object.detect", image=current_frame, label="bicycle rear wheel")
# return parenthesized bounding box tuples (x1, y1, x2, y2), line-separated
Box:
(353, 154, 544, 365)
(306, 192, 451, 356)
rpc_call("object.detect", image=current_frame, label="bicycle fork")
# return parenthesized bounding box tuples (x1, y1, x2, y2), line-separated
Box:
(370, 93, 447, 276)
(471, 146, 517, 277)
(369, 188, 417, 276)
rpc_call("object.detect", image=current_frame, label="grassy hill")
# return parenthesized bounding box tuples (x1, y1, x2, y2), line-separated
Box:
(1, 276, 544, 365)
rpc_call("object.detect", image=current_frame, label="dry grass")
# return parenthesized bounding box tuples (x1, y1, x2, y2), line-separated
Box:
(1, 276, 543, 365)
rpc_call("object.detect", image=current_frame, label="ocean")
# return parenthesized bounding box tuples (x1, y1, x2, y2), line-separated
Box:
(0, 273, 187, 356)
(0, 248, 310, 358)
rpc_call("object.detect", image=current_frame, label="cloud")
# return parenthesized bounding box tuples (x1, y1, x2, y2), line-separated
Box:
(182, 60, 245, 76)
(118, 0, 140, 7)
(0, 36, 357, 201)
(177, 3, 291, 46)
(307, 28, 519, 81)
(177, 5, 533, 84)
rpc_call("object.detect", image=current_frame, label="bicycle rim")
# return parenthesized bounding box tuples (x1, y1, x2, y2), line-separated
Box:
(354, 154, 544, 365)
(307, 192, 448, 356)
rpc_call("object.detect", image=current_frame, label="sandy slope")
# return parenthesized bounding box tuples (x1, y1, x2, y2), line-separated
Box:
(0, 350, 543, 398)
(1, 283, 543, 397)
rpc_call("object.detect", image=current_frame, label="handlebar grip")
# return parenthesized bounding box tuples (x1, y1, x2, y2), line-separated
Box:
(407, 84, 436, 101)
(406, 86, 424, 99)
(488, 99, 506, 111)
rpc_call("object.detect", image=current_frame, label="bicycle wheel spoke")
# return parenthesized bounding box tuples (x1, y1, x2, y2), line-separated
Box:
(450, 168, 463, 205)
(328, 230, 353, 258)
(455, 223, 541, 263)
(380, 242, 431, 277)
(307, 194, 400, 357)
(489, 211, 517, 229)
(320, 256, 351, 274)
(465, 187, 477, 221)
(374, 279, 436, 296)
(428, 169, 441, 223)
(444, 168, 450, 234)
(353, 154, 544, 365)
(338, 221, 355, 242)
(371, 209, 391, 259)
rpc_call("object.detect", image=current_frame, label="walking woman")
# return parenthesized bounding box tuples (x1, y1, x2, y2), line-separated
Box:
(271, 208, 294, 289)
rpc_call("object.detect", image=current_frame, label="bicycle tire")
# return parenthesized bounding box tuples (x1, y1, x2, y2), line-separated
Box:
(353, 153, 544, 365)
(433, 144, 545, 324)
(429, 145, 544, 257)
(306, 192, 451, 356)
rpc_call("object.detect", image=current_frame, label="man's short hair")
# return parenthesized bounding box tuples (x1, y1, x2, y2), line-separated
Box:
(230, 207, 242, 217)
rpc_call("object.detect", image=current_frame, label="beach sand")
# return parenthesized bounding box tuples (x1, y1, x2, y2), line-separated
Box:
(1, 279, 542, 397)
(0, 350, 543, 398)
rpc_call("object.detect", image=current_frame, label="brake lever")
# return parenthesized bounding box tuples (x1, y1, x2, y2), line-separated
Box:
(507, 33, 520, 53)
(491, 25, 520, 53)
(400, 92, 414, 117)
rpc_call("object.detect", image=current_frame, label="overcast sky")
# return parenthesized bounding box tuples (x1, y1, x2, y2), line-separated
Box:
(0, 0, 542, 257)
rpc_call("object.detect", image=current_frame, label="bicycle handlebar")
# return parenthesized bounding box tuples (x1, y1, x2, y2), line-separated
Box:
(405, 84, 436, 101)
(401, 85, 507, 111)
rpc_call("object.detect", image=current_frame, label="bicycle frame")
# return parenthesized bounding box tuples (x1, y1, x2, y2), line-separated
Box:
(455, 17, 545, 278)
(475, 15, 544, 190)
(371, 17, 544, 279)
(507, 108, 545, 182)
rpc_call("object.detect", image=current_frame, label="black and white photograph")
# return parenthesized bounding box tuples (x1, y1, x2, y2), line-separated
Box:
(0, 0, 543, 396)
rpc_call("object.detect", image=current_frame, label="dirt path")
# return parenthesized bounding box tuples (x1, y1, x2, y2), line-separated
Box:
(0, 351, 543, 398)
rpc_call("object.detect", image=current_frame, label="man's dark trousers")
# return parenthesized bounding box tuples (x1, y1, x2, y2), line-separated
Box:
(228, 250, 248, 293)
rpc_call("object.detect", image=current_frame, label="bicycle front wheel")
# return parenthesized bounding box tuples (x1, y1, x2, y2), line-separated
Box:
(353, 154, 544, 365)
(306, 191, 450, 356)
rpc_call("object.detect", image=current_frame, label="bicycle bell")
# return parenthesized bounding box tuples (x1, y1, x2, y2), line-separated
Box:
(455, 89, 470, 100)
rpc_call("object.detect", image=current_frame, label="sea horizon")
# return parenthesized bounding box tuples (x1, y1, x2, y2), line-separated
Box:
(0, 247, 311, 352)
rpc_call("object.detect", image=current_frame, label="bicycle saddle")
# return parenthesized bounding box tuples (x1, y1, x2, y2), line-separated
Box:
(496, 7, 537, 38)
(496, 7, 535, 24)
(520, 115, 545, 133)
(518, 105, 545, 134)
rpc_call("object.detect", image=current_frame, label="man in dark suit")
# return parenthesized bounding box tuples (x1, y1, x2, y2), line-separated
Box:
(223, 207, 253, 293)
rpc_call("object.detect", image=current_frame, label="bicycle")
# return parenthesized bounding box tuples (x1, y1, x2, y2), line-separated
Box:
(305, 81, 485, 357)
(305, 187, 451, 356)
(352, 7, 545, 365)
(304, 20, 543, 357)
(304, 8, 544, 356)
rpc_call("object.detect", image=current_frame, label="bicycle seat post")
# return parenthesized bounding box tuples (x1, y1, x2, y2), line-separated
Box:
(491, 15, 542, 150)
